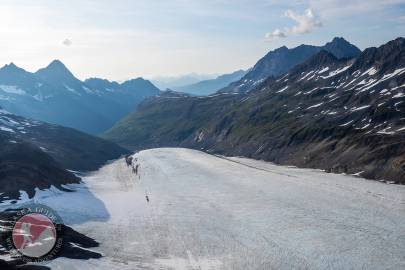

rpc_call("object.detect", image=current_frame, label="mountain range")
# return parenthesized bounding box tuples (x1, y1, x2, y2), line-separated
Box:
(173, 70, 247, 95)
(103, 37, 405, 184)
(0, 60, 160, 134)
(151, 73, 216, 90)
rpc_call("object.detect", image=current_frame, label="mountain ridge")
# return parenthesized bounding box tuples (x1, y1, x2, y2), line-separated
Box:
(219, 37, 361, 93)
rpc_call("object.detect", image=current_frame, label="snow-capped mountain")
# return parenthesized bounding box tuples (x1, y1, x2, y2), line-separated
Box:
(0, 61, 160, 134)
(219, 37, 361, 93)
(103, 37, 405, 184)
(0, 107, 128, 201)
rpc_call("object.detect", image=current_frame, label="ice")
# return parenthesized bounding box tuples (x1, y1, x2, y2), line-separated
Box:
(2, 148, 403, 270)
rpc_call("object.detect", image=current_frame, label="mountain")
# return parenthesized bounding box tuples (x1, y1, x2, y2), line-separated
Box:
(0, 106, 129, 201)
(0, 61, 160, 134)
(103, 37, 405, 184)
(0, 131, 80, 201)
(219, 37, 361, 93)
(0, 107, 128, 171)
(174, 70, 247, 95)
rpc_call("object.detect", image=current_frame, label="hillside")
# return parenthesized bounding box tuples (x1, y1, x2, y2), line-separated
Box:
(0, 106, 129, 201)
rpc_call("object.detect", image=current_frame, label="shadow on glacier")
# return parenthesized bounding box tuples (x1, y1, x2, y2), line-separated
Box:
(0, 183, 110, 226)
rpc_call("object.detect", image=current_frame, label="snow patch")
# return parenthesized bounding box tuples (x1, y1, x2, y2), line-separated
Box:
(0, 85, 26, 95)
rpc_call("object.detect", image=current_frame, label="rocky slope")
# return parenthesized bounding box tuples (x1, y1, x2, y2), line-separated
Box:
(103, 37, 405, 184)
(0, 60, 160, 134)
(0, 132, 80, 201)
(0, 108, 129, 171)
(0, 106, 129, 201)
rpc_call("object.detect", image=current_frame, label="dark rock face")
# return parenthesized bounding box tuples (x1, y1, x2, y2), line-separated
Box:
(0, 133, 80, 200)
(104, 37, 405, 184)
(220, 37, 361, 93)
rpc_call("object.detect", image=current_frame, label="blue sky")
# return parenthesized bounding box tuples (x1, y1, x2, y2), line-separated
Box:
(0, 0, 404, 80)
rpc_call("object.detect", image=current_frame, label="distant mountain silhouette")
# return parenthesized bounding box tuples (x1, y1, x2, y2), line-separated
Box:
(0, 61, 160, 134)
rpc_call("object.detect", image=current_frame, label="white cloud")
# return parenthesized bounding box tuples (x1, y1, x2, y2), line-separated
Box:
(285, 8, 322, 34)
(62, 39, 72, 46)
(265, 29, 286, 40)
(265, 8, 322, 41)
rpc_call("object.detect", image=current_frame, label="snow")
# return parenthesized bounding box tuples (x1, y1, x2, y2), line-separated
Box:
(0, 108, 11, 115)
(2, 148, 405, 269)
(306, 102, 323, 109)
(82, 86, 94, 94)
(298, 71, 314, 81)
(317, 67, 329, 74)
(377, 128, 395, 135)
(320, 64, 352, 79)
(303, 87, 319, 95)
(340, 120, 354, 127)
(64, 84, 81, 95)
(350, 105, 371, 112)
(0, 85, 26, 95)
(361, 67, 378, 76)
(381, 67, 405, 81)
(0, 126, 14, 132)
(392, 85, 405, 92)
(276, 85, 288, 93)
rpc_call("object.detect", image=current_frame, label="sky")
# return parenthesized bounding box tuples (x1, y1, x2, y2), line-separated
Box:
(0, 0, 404, 81)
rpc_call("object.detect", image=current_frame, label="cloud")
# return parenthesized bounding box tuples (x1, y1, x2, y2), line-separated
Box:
(265, 8, 322, 41)
(62, 38, 72, 46)
(285, 8, 322, 34)
(265, 29, 287, 40)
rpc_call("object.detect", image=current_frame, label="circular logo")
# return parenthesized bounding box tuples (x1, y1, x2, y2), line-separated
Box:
(1, 204, 64, 263)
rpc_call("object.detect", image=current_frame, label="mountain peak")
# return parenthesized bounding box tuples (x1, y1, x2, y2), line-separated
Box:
(331, 36, 347, 43)
(35, 59, 75, 80)
(323, 37, 361, 59)
(1, 62, 24, 72)
(45, 59, 70, 72)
